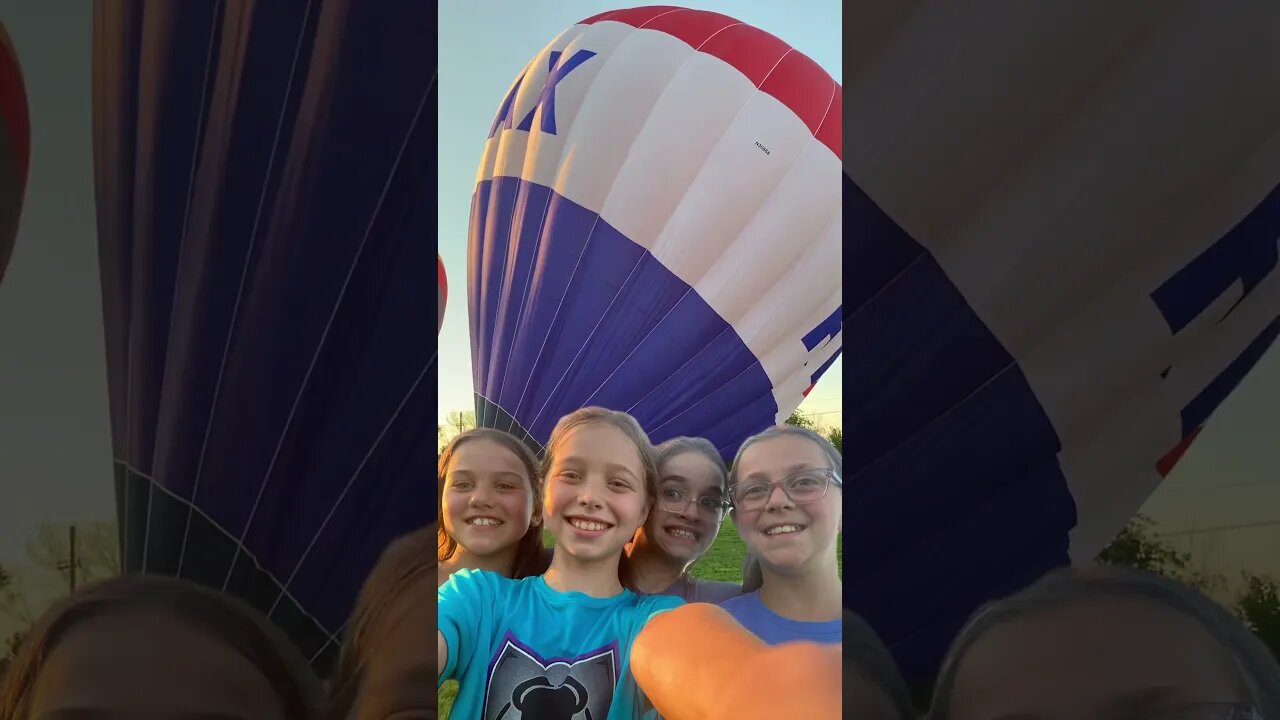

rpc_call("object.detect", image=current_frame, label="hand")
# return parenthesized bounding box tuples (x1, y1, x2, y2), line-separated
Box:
(631, 604, 841, 720)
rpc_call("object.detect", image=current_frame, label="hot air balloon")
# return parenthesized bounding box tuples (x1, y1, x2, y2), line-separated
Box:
(0, 20, 30, 285)
(93, 1, 435, 673)
(439, 253, 448, 334)
(847, 2, 1280, 682)
(468, 6, 841, 460)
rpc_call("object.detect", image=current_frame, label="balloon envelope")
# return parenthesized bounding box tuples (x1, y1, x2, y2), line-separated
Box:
(93, 1, 435, 672)
(468, 6, 842, 459)
(0, 21, 30, 285)
(848, 2, 1280, 682)
(439, 252, 447, 334)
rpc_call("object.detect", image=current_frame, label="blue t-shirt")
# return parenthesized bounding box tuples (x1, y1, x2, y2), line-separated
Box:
(439, 568, 684, 720)
(719, 590, 842, 645)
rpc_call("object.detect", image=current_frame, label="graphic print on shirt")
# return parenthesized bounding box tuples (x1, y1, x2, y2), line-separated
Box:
(484, 632, 619, 720)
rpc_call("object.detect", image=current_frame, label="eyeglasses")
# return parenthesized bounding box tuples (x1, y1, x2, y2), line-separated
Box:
(729, 468, 840, 512)
(659, 486, 730, 518)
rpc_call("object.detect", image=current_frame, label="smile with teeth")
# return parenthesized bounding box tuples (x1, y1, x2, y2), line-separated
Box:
(467, 517, 503, 526)
(764, 524, 805, 536)
(666, 526, 698, 541)
(568, 517, 612, 531)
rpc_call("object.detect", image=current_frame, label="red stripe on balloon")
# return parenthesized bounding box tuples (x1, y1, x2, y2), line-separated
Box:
(0, 28, 30, 187)
(580, 6, 841, 161)
(1155, 427, 1201, 477)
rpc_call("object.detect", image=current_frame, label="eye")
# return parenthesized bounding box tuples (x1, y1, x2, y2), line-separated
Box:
(496, 481, 519, 491)
(662, 487, 684, 500)
(449, 480, 474, 491)
(608, 478, 632, 490)
(558, 470, 582, 482)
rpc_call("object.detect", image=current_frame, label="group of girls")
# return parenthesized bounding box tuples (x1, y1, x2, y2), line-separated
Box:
(436, 406, 846, 719)
(0, 526, 433, 719)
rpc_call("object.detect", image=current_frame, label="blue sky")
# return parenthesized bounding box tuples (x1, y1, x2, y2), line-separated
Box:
(436, 1, 844, 427)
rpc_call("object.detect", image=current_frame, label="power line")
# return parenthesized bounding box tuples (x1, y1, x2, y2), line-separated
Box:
(1157, 520, 1280, 537)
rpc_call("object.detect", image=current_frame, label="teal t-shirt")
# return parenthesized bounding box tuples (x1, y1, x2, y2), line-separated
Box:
(439, 568, 684, 720)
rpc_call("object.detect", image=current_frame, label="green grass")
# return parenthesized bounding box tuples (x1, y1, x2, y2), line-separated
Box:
(440, 520, 841, 717)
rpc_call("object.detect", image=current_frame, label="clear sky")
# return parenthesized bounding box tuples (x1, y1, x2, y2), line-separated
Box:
(436, 1, 845, 430)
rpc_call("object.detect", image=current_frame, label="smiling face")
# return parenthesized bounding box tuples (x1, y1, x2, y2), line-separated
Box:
(544, 422, 652, 564)
(732, 434, 841, 574)
(441, 437, 538, 561)
(641, 450, 726, 565)
(946, 595, 1252, 720)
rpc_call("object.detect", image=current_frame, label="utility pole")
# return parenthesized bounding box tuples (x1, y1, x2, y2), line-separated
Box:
(56, 525, 80, 592)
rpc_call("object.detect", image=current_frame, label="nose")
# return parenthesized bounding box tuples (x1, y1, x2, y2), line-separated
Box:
(577, 487, 602, 510)
(762, 483, 793, 511)
(468, 485, 495, 507)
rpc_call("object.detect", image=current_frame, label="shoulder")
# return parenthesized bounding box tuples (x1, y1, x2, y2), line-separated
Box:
(717, 589, 757, 611)
(690, 579, 742, 603)
(439, 567, 516, 599)
(636, 592, 684, 618)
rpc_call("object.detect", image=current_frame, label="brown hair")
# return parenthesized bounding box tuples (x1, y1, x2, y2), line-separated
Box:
(327, 525, 433, 720)
(542, 407, 658, 590)
(0, 574, 324, 719)
(437, 428, 547, 579)
(654, 436, 729, 493)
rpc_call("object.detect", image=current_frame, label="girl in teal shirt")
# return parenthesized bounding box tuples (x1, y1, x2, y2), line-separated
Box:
(438, 407, 682, 720)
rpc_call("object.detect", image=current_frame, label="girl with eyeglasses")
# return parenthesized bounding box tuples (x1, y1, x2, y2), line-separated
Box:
(625, 436, 743, 603)
(719, 424, 843, 645)
(928, 565, 1279, 720)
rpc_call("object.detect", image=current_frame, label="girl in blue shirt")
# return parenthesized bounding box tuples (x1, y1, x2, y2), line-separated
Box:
(438, 407, 682, 720)
(720, 425, 843, 646)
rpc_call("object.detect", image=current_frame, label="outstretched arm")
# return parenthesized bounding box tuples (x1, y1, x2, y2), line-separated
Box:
(438, 630, 448, 679)
(630, 603, 841, 720)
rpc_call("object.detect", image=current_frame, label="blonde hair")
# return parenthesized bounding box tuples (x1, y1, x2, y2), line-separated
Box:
(730, 424, 843, 592)
(929, 566, 1280, 719)
(542, 407, 658, 589)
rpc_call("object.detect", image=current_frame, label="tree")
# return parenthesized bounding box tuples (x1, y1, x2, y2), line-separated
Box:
(1096, 514, 1225, 594)
(25, 522, 120, 590)
(1235, 574, 1280, 661)
(826, 427, 842, 454)
(784, 410, 821, 432)
(0, 564, 22, 680)
(441, 410, 477, 449)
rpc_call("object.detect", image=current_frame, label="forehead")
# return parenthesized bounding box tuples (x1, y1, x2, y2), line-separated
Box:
(556, 422, 642, 464)
(737, 434, 829, 476)
(450, 437, 529, 476)
(949, 596, 1246, 719)
(28, 608, 284, 717)
(660, 451, 724, 490)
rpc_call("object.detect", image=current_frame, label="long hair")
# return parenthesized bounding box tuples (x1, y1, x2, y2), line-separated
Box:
(929, 565, 1280, 720)
(327, 525, 433, 720)
(844, 610, 916, 720)
(0, 574, 324, 719)
(542, 407, 658, 590)
(729, 424, 843, 593)
(437, 427, 547, 579)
